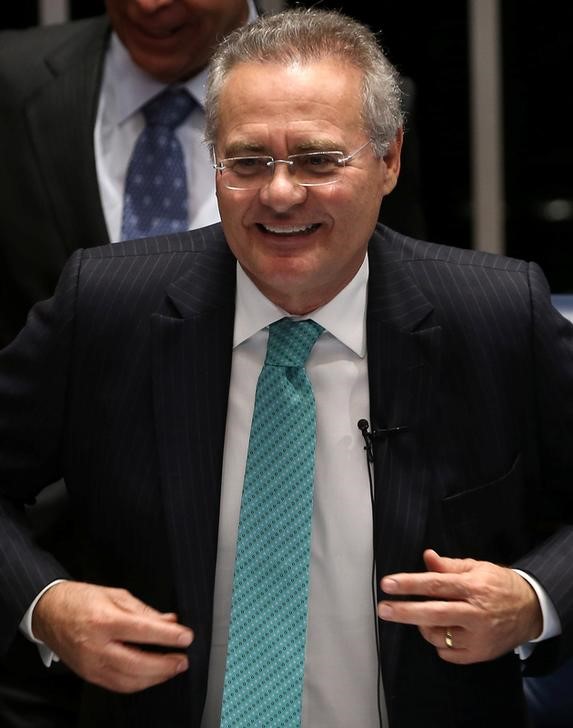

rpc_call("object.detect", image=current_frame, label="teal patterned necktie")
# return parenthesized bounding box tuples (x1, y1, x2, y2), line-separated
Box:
(220, 317, 324, 727)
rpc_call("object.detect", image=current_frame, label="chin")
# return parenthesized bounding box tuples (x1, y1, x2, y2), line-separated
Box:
(260, 266, 323, 303)
(261, 255, 319, 282)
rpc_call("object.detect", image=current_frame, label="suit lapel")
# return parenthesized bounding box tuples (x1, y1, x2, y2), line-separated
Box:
(366, 229, 442, 695)
(151, 248, 236, 639)
(25, 17, 110, 253)
(152, 225, 442, 700)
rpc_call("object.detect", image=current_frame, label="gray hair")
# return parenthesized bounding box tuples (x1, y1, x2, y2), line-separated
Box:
(204, 8, 404, 158)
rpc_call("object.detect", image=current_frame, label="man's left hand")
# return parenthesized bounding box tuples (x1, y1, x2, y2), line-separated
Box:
(378, 549, 543, 664)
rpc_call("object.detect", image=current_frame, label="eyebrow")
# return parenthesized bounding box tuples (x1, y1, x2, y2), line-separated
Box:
(293, 139, 343, 153)
(223, 138, 344, 158)
(224, 141, 269, 157)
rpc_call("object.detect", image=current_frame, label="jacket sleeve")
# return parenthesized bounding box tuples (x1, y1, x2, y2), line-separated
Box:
(0, 250, 84, 655)
(514, 261, 573, 672)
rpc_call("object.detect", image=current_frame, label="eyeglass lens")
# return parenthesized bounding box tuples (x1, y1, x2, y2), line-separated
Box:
(220, 151, 345, 190)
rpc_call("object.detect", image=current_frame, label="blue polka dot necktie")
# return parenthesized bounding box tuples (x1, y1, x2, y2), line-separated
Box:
(121, 88, 194, 240)
(221, 318, 324, 728)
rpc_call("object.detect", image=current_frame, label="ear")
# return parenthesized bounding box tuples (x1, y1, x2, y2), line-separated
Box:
(381, 128, 403, 196)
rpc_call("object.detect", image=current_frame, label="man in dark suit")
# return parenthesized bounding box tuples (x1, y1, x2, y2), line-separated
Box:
(1, 9, 572, 727)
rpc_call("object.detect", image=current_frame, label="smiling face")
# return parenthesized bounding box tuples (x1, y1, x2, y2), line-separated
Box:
(214, 59, 402, 314)
(106, 0, 249, 83)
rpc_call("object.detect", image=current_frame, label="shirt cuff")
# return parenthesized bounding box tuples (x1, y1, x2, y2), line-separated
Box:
(513, 568, 561, 660)
(19, 580, 66, 667)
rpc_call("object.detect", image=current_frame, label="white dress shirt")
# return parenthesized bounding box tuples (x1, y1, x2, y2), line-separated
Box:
(201, 258, 386, 727)
(94, 0, 258, 242)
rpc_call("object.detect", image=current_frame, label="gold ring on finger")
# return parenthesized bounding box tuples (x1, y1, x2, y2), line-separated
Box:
(444, 629, 454, 649)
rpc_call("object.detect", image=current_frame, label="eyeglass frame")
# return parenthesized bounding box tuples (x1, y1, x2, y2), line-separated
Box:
(211, 140, 373, 190)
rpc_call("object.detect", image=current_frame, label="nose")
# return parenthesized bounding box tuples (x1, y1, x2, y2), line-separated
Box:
(258, 163, 307, 213)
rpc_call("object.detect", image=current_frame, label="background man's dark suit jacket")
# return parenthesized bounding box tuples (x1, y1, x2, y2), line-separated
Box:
(0, 16, 110, 349)
(0, 224, 572, 727)
(0, 15, 425, 350)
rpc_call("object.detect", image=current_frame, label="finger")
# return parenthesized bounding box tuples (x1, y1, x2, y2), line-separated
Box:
(111, 642, 189, 682)
(109, 589, 180, 621)
(158, 612, 180, 622)
(109, 613, 194, 648)
(380, 571, 470, 600)
(379, 550, 460, 592)
(378, 598, 475, 627)
(83, 642, 189, 693)
(435, 645, 474, 665)
(423, 549, 445, 572)
(93, 591, 192, 647)
(418, 626, 479, 666)
(423, 549, 477, 575)
(419, 624, 466, 651)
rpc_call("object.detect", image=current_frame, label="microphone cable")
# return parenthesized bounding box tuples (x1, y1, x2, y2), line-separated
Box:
(357, 418, 409, 728)
(358, 419, 384, 728)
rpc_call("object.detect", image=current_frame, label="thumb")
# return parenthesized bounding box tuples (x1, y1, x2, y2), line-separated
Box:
(423, 548, 475, 574)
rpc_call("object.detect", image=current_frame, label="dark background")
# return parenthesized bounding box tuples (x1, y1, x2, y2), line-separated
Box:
(2, 1, 572, 292)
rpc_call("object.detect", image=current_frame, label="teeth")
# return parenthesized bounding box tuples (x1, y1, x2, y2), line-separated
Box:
(262, 224, 315, 234)
(143, 25, 182, 38)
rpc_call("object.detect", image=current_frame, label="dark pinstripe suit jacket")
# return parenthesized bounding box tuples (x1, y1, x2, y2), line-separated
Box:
(0, 223, 572, 727)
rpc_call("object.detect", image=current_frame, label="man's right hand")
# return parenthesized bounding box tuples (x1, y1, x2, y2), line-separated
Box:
(32, 581, 193, 693)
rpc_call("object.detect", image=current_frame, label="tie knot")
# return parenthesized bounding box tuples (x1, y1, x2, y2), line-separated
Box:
(265, 318, 324, 368)
(143, 88, 195, 129)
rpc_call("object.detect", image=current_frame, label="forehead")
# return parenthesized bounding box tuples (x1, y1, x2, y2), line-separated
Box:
(216, 59, 365, 149)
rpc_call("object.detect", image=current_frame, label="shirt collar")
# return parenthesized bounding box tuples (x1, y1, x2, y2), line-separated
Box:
(234, 255, 368, 358)
(103, 0, 258, 126)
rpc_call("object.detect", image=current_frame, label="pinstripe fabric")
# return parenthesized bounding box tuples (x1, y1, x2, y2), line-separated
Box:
(0, 223, 573, 726)
(0, 18, 111, 349)
(366, 229, 573, 724)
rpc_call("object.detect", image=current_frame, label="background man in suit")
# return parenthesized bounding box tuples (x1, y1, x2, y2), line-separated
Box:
(0, 0, 256, 350)
(1, 8, 572, 727)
